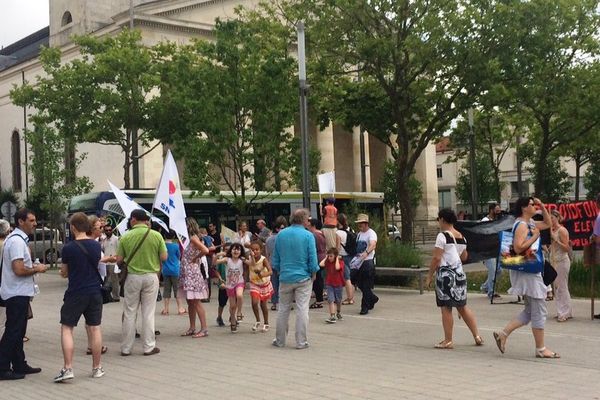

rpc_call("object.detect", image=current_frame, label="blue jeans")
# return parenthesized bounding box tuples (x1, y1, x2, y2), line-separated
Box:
(0, 296, 30, 372)
(481, 258, 501, 297)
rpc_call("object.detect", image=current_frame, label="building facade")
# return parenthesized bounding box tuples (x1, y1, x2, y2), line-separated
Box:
(0, 0, 440, 222)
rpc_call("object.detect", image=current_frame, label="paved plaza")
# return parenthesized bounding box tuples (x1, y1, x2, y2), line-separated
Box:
(1, 270, 599, 400)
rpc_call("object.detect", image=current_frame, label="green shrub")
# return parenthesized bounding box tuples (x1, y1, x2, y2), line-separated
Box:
(375, 241, 423, 268)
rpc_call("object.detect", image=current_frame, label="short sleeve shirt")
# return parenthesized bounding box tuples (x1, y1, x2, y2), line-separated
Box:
(434, 232, 467, 267)
(117, 224, 167, 274)
(0, 228, 34, 300)
(61, 239, 102, 296)
(357, 229, 378, 260)
(162, 242, 181, 277)
(324, 259, 345, 287)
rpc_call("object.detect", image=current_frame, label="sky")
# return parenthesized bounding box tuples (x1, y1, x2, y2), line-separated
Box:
(0, 0, 49, 49)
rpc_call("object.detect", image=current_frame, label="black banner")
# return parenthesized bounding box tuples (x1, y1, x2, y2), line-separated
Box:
(456, 200, 598, 263)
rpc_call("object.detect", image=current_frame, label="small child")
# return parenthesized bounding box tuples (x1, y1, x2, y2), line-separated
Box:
(161, 230, 186, 315)
(215, 243, 245, 333)
(320, 248, 345, 323)
(246, 242, 274, 333)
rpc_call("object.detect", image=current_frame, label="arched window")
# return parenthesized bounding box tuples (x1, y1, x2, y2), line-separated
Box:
(11, 130, 22, 191)
(61, 11, 73, 27)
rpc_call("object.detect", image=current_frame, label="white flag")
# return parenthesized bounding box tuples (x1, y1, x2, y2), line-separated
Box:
(107, 180, 169, 233)
(317, 171, 336, 194)
(152, 150, 190, 248)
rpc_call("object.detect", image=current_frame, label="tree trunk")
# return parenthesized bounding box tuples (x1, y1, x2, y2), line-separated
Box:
(396, 167, 414, 244)
(575, 154, 581, 201)
(534, 120, 551, 197)
(123, 129, 131, 189)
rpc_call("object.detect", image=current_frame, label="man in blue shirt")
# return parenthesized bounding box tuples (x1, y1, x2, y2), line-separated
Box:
(0, 209, 48, 380)
(271, 209, 319, 349)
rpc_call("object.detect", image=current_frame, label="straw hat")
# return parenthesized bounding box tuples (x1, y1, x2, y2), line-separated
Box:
(355, 213, 369, 224)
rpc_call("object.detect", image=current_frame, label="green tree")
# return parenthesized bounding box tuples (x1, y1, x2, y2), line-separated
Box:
(273, 0, 498, 243)
(584, 156, 600, 200)
(11, 29, 161, 189)
(448, 107, 519, 203)
(493, 1, 600, 198)
(455, 153, 500, 214)
(25, 121, 92, 226)
(150, 17, 301, 214)
(526, 155, 571, 203)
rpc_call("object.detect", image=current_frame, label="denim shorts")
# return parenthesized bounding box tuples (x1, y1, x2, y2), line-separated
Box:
(326, 285, 344, 304)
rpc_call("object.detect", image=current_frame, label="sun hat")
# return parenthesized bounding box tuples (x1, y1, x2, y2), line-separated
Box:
(355, 213, 369, 224)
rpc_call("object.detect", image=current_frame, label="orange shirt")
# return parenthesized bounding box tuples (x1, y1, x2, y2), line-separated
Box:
(323, 205, 338, 227)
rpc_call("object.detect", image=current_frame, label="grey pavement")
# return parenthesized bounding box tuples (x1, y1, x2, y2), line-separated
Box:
(1, 270, 599, 399)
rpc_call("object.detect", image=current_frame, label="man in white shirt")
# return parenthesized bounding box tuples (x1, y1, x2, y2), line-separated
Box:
(0, 209, 48, 380)
(354, 214, 378, 315)
(101, 224, 120, 301)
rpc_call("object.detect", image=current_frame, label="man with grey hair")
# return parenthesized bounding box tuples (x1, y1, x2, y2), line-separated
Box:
(271, 209, 319, 349)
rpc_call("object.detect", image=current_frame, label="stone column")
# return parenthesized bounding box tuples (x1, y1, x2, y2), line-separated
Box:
(414, 143, 439, 221)
(351, 127, 372, 192)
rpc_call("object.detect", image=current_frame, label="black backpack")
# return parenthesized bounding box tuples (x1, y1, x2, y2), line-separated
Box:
(340, 228, 358, 256)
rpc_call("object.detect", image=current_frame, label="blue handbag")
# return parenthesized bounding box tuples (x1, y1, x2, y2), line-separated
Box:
(497, 221, 544, 274)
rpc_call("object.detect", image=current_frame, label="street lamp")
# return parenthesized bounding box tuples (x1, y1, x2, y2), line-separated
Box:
(297, 21, 311, 209)
(468, 108, 478, 219)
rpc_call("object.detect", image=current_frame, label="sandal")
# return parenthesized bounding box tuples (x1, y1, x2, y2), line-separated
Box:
(535, 347, 560, 358)
(434, 340, 453, 349)
(474, 335, 484, 346)
(271, 304, 277, 311)
(309, 302, 323, 309)
(493, 331, 506, 354)
(236, 314, 244, 321)
(262, 324, 270, 333)
(178, 309, 187, 315)
(180, 329, 196, 337)
(252, 322, 261, 332)
(192, 330, 208, 338)
(341, 298, 355, 305)
(86, 346, 108, 355)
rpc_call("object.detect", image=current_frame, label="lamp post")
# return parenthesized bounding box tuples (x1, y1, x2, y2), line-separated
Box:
(468, 108, 478, 219)
(297, 21, 311, 209)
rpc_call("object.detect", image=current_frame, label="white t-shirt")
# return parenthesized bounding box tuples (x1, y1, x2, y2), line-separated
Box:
(434, 232, 467, 267)
(336, 229, 348, 256)
(357, 228, 377, 260)
(0, 229, 35, 300)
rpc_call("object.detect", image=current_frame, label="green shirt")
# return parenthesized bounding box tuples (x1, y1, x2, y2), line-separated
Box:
(117, 224, 167, 274)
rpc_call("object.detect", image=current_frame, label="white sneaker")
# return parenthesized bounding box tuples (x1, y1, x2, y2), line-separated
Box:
(92, 366, 105, 378)
(54, 368, 74, 382)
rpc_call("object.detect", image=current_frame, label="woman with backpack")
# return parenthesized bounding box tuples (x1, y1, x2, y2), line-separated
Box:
(336, 214, 355, 305)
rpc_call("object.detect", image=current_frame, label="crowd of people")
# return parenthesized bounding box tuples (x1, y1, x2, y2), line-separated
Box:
(1, 193, 599, 382)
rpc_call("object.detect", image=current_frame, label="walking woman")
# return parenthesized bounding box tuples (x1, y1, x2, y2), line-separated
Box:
(426, 208, 483, 349)
(550, 209, 572, 322)
(179, 218, 210, 338)
(493, 197, 560, 358)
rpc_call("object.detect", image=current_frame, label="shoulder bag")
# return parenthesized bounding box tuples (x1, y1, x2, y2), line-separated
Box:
(498, 221, 544, 274)
(118, 227, 151, 291)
